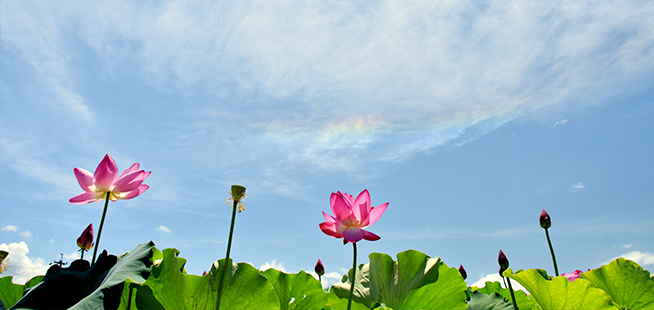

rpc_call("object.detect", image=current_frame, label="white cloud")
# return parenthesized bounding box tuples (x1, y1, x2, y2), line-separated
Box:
(553, 119, 569, 126)
(602, 251, 654, 266)
(1, 225, 18, 232)
(259, 259, 287, 273)
(570, 182, 585, 193)
(471, 273, 528, 294)
(0, 242, 49, 284)
(307, 270, 343, 291)
(19, 231, 33, 238)
(620, 244, 633, 249)
(155, 225, 171, 233)
(63, 251, 81, 261)
(3, 0, 654, 193)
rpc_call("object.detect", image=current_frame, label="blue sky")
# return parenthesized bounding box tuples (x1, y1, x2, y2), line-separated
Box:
(1, 0, 653, 288)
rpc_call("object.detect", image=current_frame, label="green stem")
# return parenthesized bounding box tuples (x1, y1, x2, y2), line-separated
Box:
(545, 228, 559, 276)
(347, 242, 357, 310)
(92, 194, 111, 265)
(506, 277, 519, 310)
(216, 200, 238, 310)
(80, 250, 84, 261)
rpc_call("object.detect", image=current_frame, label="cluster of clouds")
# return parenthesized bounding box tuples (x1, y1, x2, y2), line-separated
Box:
(2, 225, 34, 240)
(2, 0, 653, 192)
(0, 242, 49, 284)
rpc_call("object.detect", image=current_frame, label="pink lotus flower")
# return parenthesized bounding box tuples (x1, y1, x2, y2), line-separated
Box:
(562, 270, 583, 281)
(319, 189, 388, 243)
(70, 154, 150, 204)
(77, 223, 94, 251)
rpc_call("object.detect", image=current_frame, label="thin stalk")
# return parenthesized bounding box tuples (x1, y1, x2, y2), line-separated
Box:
(506, 277, 519, 310)
(80, 250, 84, 261)
(545, 228, 559, 276)
(91, 194, 111, 265)
(216, 200, 238, 310)
(347, 242, 357, 310)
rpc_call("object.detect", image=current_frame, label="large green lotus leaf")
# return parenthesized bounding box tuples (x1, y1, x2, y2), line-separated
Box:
(125, 248, 279, 310)
(368, 250, 439, 307)
(505, 268, 614, 310)
(331, 261, 374, 307)
(327, 289, 370, 310)
(0, 275, 43, 308)
(367, 250, 467, 309)
(581, 258, 654, 309)
(0, 276, 24, 308)
(118, 278, 166, 310)
(467, 291, 515, 310)
(69, 241, 155, 309)
(474, 281, 539, 309)
(260, 268, 328, 310)
(397, 261, 468, 310)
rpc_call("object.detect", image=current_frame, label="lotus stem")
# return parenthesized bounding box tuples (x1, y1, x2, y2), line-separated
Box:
(506, 277, 519, 310)
(216, 200, 238, 310)
(347, 242, 357, 310)
(544, 228, 559, 276)
(91, 194, 111, 265)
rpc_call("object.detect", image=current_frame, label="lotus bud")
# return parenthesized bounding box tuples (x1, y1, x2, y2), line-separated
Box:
(498, 250, 509, 275)
(540, 209, 551, 229)
(77, 224, 94, 251)
(315, 259, 325, 276)
(458, 265, 467, 280)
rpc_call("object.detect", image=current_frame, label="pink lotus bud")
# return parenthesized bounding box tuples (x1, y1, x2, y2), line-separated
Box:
(540, 209, 551, 229)
(315, 259, 325, 276)
(77, 224, 94, 251)
(498, 250, 509, 275)
(562, 270, 583, 281)
(458, 265, 467, 280)
(202, 271, 208, 276)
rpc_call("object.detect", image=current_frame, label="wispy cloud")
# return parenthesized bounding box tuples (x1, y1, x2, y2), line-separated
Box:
(570, 182, 585, 193)
(601, 251, 654, 266)
(155, 225, 171, 233)
(553, 119, 569, 126)
(2, 0, 653, 196)
(19, 231, 33, 238)
(395, 226, 534, 240)
(1, 225, 18, 232)
(1, 1, 92, 120)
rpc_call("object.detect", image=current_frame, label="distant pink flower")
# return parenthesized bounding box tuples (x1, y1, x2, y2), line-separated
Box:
(458, 265, 467, 280)
(315, 259, 325, 276)
(319, 189, 388, 243)
(540, 209, 551, 229)
(562, 270, 583, 281)
(77, 224, 94, 251)
(70, 154, 150, 204)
